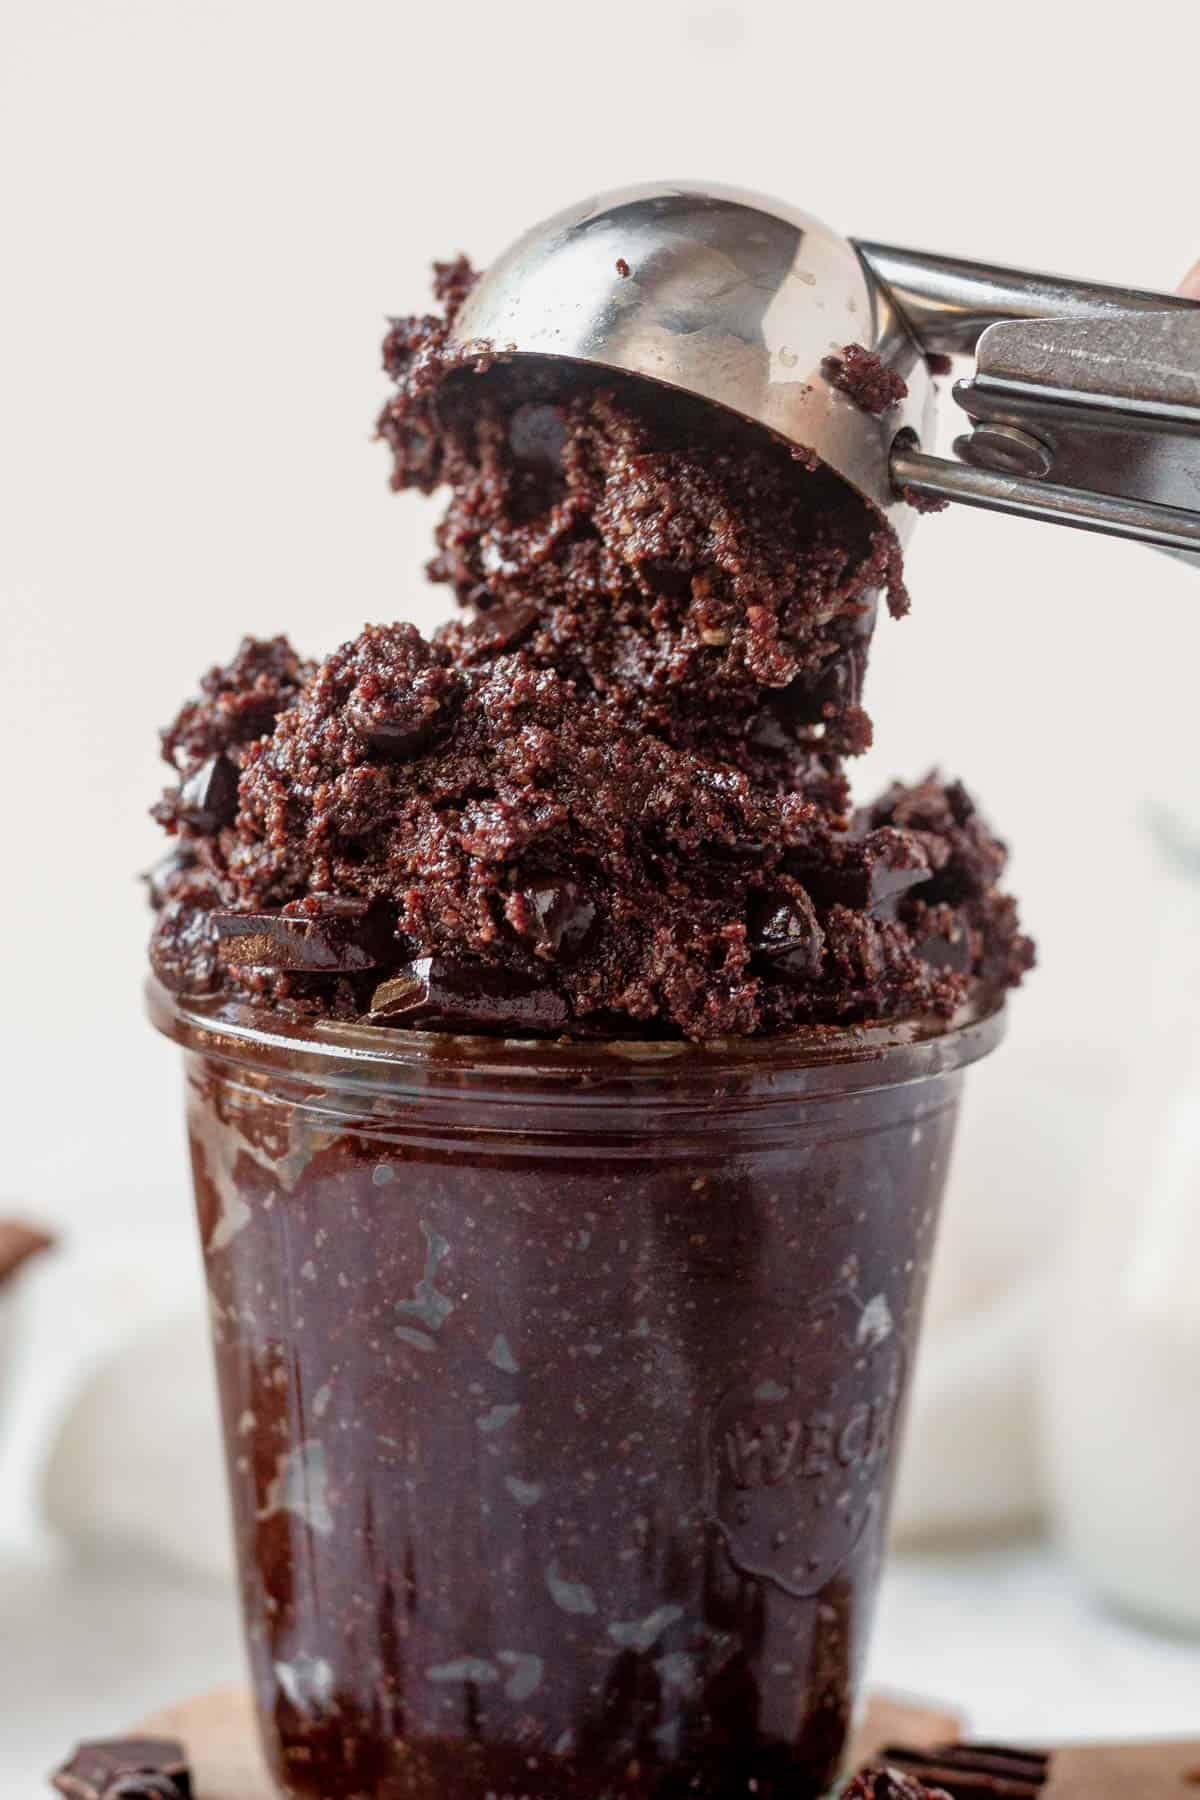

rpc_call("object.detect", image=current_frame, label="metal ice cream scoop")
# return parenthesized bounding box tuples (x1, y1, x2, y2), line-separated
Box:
(450, 181, 1200, 557)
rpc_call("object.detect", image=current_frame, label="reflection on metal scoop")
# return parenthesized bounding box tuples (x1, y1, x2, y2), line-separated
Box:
(450, 181, 1200, 558)
(450, 181, 935, 540)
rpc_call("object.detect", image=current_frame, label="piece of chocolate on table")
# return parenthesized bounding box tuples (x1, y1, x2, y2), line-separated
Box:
(0, 1219, 53, 1287)
(870, 1740, 1049, 1796)
(843, 1769, 957, 1799)
(855, 1713, 1200, 1797)
(51, 1736, 191, 1800)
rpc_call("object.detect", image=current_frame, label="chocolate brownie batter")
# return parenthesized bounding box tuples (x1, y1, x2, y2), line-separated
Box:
(821, 345, 909, 417)
(842, 1771, 951, 1800)
(148, 260, 1030, 1040)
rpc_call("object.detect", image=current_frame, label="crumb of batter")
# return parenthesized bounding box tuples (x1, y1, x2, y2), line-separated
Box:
(823, 343, 909, 416)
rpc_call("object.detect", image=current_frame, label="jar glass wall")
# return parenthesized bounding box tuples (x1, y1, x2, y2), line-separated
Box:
(149, 982, 1002, 1800)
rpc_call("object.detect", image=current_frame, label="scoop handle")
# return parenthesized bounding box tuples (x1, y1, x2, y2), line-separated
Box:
(892, 441, 1200, 563)
(855, 242, 1200, 356)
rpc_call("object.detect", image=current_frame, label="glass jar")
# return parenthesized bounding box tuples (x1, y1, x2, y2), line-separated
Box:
(149, 980, 1002, 1799)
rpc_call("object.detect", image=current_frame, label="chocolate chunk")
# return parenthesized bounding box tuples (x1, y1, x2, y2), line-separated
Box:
(876, 1741, 1050, 1798)
(861, 831, 935, 916)
(809, 650, 863, 721)
(347, 632, 462, 757)
(866, 778, 1005, 905)
(757, 650, 873, 756)
(768, 652, 862, 735)
(51, 1736, 191, 1800)
(106, 1779, 186, 1800)
(911, 912, 975, 974)
(143, 847, 197, 910)
(177, 753, 238, 833)
(0, 1219, 53, 1288)
(750, 890, 825, 982)
(458, 602, 539, 661)
(478, 602, 539, 652)
(844, 1770, 952, 1800)
(348, 691, 456, 757)
(370, 956, 569, 1034)
(822, 344, 909, 416)
(508, 402, 567, 470)
(793, 829, 931, 917)
(370, 963, 432, 1020)
(213, 899, 399, 973)
(944, 781, 976, 828)
(348, 703, 442, 757)
(509, 880, 596, 958)
(149, 899, 221, 997)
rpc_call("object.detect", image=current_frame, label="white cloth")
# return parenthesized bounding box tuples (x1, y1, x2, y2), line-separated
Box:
(0, 1226, 231, 1576)
(890, 1031, 1116, 1544)
(40, 1308, 234, 1583)
(1042, 869, 1200, 1631)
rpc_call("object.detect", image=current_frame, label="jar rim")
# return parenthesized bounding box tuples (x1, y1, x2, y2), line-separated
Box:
(146, 976, 1005, 1104)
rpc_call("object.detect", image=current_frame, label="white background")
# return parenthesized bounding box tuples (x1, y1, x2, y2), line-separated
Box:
(3, 0, 1200, 1791)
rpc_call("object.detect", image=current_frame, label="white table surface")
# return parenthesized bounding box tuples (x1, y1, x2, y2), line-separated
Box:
(4, 1541, 1198, 1799)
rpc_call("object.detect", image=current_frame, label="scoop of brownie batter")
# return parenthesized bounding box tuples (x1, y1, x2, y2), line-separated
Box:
(378, 259, 908, 774)
(147, 260, 1032, 1039)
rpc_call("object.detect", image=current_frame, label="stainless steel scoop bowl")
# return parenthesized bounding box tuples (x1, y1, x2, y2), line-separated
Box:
(450, 180, 934, 538)
(450, 181, 1200, 557)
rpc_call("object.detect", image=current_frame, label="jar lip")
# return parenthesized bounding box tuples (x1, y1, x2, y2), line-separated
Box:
(146, 977, 1006, 1099)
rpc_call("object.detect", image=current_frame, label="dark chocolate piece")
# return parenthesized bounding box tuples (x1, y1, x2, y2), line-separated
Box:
(370, 955, 569, 1034)
(793, 829, 932, 917)
(911, 905, 975, 974)
(105, 1779, 185, 1800)
(213, 899, 399, 973)
(453, 601, 539, 662)
(346, 628, 461, 757)
(508, 880, 596, 957)
(750, 890, 825, 982)
(760, 645, 872, 754)
(876, 1741, 1050, 1798)
(148, 899, 220, 998)
(862, 830, 937, 916)
(176, 753, 238, 833)
(51, 1737, 190, 1800)
(142, 847, 196, 911)
(0, 1220, 53, 1288)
